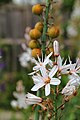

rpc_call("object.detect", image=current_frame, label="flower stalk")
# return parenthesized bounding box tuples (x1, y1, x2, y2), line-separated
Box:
(54, 86, 58, 120)
(42, 0, 50, 58)
(34, 1, 51, 120)
(34, 90, 41, 120)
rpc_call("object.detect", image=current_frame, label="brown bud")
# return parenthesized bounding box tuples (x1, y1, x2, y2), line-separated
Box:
(64, 97, 69, 102)
(73, 90, 77, 96)
(61, 105, 65, 110)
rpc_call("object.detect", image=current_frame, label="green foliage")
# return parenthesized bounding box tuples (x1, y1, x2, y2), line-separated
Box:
(0, 0, 12, 4)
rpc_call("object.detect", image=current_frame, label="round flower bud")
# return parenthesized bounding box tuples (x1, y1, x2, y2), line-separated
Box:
(32, 4, 43, 15)
(29, 28, 41, 39)
(31, 48, 41, 58)
(28, 40, 40, 49)
(47, 26, 59, 38)
(35, 22, 43, 32)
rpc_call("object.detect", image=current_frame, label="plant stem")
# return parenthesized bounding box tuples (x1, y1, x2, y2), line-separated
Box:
(42, 0, 50, 58)
(54, 86, 58, 120)
(34, 90, 41, 120)
(34, 1, 51, 120)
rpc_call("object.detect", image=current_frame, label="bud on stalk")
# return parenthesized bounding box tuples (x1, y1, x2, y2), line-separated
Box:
(53, 40, 59, 57)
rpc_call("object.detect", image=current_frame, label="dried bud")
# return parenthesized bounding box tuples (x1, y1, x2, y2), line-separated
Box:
(61, 105, 65, 110)
(73, 90, 77, 96)
(64, 97, 69, 102)
(47, 113, 52, 119)
(53, 40, 59, 57)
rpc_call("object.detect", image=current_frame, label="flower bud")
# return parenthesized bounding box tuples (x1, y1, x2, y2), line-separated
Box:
(53, 40, 59, 57)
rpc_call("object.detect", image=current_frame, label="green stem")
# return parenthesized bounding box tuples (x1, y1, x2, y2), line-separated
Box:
(54, 86, 57, 120)
(34, 1, 51, 120)
(34, 90, 41, 120)
(42, 0, 50, 58)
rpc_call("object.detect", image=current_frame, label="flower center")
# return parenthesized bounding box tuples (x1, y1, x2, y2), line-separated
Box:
(40, 62, 43, 66)
(44, 77, 50, 84)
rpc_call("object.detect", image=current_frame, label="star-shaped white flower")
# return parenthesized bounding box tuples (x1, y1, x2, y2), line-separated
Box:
(19, 50, 34, 67)
(25, 93, 42, 105)
(57, 55, 71, 74)
(67, 75, 80, 87)
(69, 58, 80, 77)
(61, 85, 76, 96)
(29, 52, 53, 75)
(31, 66, 61, 96)
(13, 92, 28, 109)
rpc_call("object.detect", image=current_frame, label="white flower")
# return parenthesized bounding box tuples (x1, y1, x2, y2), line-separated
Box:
(29, 52, 53, 75)
(69, 58, 80, 77)
(13, 92, 28, 109)
(19, 51, 34, 67)
(57, 55, 71, 74)
(25, 93, 42, 105)
(67, 25, 77, 37)
(61, 85, 76, 96)
(31, 66, 61, 96)
(11, 100, 18, 108)
(67, 76, 80, 87)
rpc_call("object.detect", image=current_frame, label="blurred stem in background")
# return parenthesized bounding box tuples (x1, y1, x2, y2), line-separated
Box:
(60, 0, 76, 60)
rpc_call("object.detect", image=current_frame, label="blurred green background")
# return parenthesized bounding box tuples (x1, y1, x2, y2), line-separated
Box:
(0, 0, 80, 120)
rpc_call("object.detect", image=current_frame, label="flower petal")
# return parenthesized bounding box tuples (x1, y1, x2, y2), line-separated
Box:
(44, 52, 53, 65)
(32, 75, 43, 84)
(45, 83, 50, 96)
(57, 55, 62, 68)
(49, 65, 58, 78)
(40, 66, 48, 78)
(50, 78, 61, 85)
(31, 83, 45, 91)
(33, 65, 40, 71)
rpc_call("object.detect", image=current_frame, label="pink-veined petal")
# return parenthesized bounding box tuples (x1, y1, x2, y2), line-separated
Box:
(45, 83, 50, 96)
(31, 82, 45, 91)
(50, 78, 61, 85)
(49, 65, 58, 78)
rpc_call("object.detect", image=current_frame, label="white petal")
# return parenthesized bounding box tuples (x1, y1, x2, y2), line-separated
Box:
(57, 55, 62, 68)
(76, 58, 80, 68)
(49, 65, 58, 78)
(32, 75, 43, 84)
(45, 84, 50, 96)
(61, 64, 71, 74)
(40, 66, 48, 78)
(31, 83, 45, 91)
(50, 78, 61, 85)
(44, 52, 53, 65)
(63, 59, 67, 66)
(33, 65, 40, 71)
(37, 55, 41, 63)
(48, 60, 53, 67)
(26, 93, 37, 98)
(32, 58, 39, 65)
